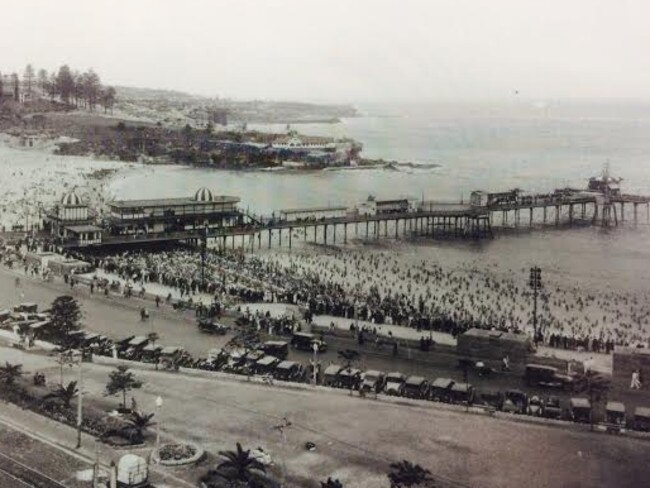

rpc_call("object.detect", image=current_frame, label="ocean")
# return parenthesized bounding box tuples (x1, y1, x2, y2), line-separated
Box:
(106, 100, 650, 293)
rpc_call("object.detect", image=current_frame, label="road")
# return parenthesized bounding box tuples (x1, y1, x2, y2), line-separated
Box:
(3, 267, 650, 421)
(3, 345, 650, 488)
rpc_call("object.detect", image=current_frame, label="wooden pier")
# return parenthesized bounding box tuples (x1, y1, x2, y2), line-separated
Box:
(52, 183, 650, 253)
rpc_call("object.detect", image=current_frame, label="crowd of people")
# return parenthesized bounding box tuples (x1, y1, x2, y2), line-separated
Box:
(63, 243, 650, 355)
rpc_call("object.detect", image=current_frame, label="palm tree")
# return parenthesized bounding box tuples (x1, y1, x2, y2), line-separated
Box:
(387, 460, 434, 488)
(0, 362, 23, 386)
(127, 410, 155, 439)
(208, 442, 266, 486)
(42, 381, 78, 408)
(321, 477, 344, 488)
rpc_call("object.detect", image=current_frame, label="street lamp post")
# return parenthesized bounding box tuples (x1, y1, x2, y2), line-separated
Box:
(528, 266, 542, 345)
(312, 342, 319, 386)
(75, 350, 83, 449)
(201, 224, 208, 288)
(154, 396, 163, 462)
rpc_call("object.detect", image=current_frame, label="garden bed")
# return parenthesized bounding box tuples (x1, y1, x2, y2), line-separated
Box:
(152, 442, 205, 466)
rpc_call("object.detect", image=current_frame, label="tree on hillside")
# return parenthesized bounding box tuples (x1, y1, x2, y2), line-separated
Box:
(0, 362, 23, 386)
(82, 70, 101, 111)
(49, 295, 82, 343)
(11, 73, 19, 101)
(46, 72, 58, 100)
(23, 64, 35, 94)
(105, 365, 143, 410)
(73, 70, 83, 107)
(183, 124, 194, 147)
(37, 69, 48, 92)
(101, 86, 116, 114)
(56, 65, 75, 104)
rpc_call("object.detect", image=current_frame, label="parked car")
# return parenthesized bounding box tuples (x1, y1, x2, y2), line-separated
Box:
(543, 396, 562, 419)
(569, 397, 592, 423)
(450, 382, 475, 405)
(403, 376, 430, 399)
(633, 406, 650, 432)
(477, 389, 503, 411)
(322, 364, 343, 387)
(338, 368, 362, 390)
(360, 370, 386, 394)
(260, 341, 289, 360)
(158, 346, 189, 369)
(429, 378, 455, 402)
(502, 389, 528, 414)
(291, 332, 327, 352)
(274, 360, 305, 382)
(384, 372, 407, 396)
(604, 401, 626, 431)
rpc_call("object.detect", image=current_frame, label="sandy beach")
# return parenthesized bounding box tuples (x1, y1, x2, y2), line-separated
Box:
(0, 134, 130, 231)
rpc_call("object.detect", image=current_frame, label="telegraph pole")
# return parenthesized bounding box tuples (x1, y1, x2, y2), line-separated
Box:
(528, 266, 542, 345)
(201, 224, 208, 287)
(74, 350, 83, 449)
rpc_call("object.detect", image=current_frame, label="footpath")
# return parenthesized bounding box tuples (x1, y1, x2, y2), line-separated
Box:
(0, 399, 194, 488)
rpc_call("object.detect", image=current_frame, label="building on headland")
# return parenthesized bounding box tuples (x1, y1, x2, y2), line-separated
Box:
(106, 187, 242, 236)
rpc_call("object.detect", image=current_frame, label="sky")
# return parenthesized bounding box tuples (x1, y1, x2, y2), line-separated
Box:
(2, 0, 650, 103)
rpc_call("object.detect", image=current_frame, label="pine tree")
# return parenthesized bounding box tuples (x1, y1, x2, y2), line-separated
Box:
(23, 64, 35, 94)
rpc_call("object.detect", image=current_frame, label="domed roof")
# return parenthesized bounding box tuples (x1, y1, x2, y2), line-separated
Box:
(60, 191, 83, 206)
(195, 187, 214, 202)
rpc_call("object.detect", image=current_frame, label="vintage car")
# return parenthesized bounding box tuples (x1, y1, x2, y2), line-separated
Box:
(604, 401, 626, 431)
(360, 370, 386, 394)
(274, 361, 305, 382)
(450, 382, 475, 405)
(477, 389, 503, 411)
(252, 355, 281, 375)
(569, 397, 592, 423)
(403, 376, 430, 400)
(526, 395, 544, 416)
(633, 406, 650, 432)
(383, 372, 407, 396)
(543, 396, 563, 419)
(338, 368, 362, 390)
(429, 378, 455, 402)
(524, 363, 575, 390)
(502, 389, 528, 414)
(158, 346, 189, 369)
(197, 319, 230, 335)
(260, 341, 289, 360)
(322, 364, 343, 387)
(291, 332, 327, 353)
